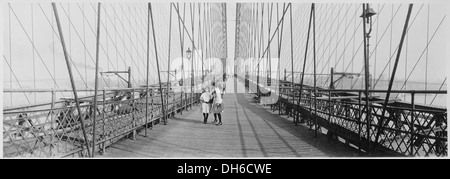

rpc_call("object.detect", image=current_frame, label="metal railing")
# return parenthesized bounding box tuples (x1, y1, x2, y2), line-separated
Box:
(244, 75, 447, 157)
(3, 87, 200, 158)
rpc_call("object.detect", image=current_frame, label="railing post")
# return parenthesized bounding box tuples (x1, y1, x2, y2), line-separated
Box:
(185, 92, 188, 111)
(132, 89, 136, 140)
(102, 90, 106, 154)
(366, 93, 370, 152)
(50, 89, 55, 157)
(180, 90, 183, 115)
(328, 90, 331, 125)
(358, 91, 362, 151)
(410, 92, 415, 156)
(151, 89, 154, 129)
(279, 86, 282, 115)
(172, 91, 175, 118)
(309, 89, 312, 131)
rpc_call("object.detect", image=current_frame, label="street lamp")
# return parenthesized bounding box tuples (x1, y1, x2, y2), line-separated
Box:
(186, 48, 192, 87)
(361, 3, 376, 152)
(186, 48, 193, 110)
(186, 47, 192, 59)
(360, 6, 377, 34)
(361, 4, 376, 95)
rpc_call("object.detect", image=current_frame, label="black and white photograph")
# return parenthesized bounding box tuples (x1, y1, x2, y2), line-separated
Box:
(1, 0, 448, 161)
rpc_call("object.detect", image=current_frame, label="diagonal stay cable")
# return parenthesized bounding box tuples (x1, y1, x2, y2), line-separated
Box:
(429, 77, 447, 105)
(3, 55, 32, 104)
(98, 4, 146, 83)
(54, 3, 112, 89)
(252, 3, 291, 70)
(172, 3, 207, 68)
(327, 4, 409, 88)
(302, 3, 345, 81)
(129, 4, 154, 73)
(94, 3, 144, 83)
(348, 4, 421, 89)
(73, 3, 128, 87)
(79, 3, 142, 86)
(9, 4, 64, 96)
(313, 4, 356, 79)
(394, 15, 446, 96)
(367, 4, 426, 89)
(49, 4, 91, 90)
(322, 4, 388, 87)
(305, 4, 362, 85)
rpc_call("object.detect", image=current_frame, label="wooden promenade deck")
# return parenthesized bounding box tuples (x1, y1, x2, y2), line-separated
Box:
(99, 78, 362, 158)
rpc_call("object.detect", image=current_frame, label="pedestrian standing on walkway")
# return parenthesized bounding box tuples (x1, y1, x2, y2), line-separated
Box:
(200, 87, 212, 124)
(211, 82, 224, 125)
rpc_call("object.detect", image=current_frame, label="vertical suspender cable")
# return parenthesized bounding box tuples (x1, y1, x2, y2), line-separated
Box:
(3, 56, 31, 104)
(115, 4, 119, 88)
(351, 5, 356, 89)
(9, 6, 12, 106)
(276, 3, 280, 110)
(389, 5, 393, 81)
(145, 2, 151, 135)
(122, 7, 126, 87)
(53, 5, 56, 90)
(150, 3, 166, 125)
(83, 4, 88, 94)
(374, 4, 380, 91)
(105, 5, 109, 89)
(255, 4, 259, 94)
(52, 2, 92, 157)
(267, 3, 273, 88)
(312, 3, 318, 137)
(425, 4, 429, 103)
(405, 19, 408, 101)
(289, 3, 294, 118)
(32, 4, 36, 103)
(166, 4, 173, 124)
(199, 3, 203, 83)
(92, 3, 101, 157)
(190, 3, 195, 109)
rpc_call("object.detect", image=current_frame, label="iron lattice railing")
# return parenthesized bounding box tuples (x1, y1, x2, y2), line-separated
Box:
(3, 88, 200, 158)
(244, 76, 447, 157)
(277, 86, 447, 157)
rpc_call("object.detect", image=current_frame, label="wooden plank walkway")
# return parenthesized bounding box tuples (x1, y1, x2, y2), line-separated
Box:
(99, 78, 362, 158)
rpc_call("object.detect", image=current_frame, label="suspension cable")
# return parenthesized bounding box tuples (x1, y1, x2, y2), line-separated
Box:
(9, 4, 64, 96)
(3, 55, 31, 104)
(429, 77, 447, 105)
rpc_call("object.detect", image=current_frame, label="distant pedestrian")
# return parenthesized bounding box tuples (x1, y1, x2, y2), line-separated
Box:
(211, 82, 224, 125)
(200, 87, 212, 124)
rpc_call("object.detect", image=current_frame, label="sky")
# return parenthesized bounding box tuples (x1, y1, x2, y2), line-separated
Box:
(1, 0, 449, 107)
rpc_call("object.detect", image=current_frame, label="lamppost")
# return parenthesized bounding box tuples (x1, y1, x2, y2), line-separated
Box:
(361, 4, 376, 95)
(186, 48, 193, 110)
(361, 3, 376, 151)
